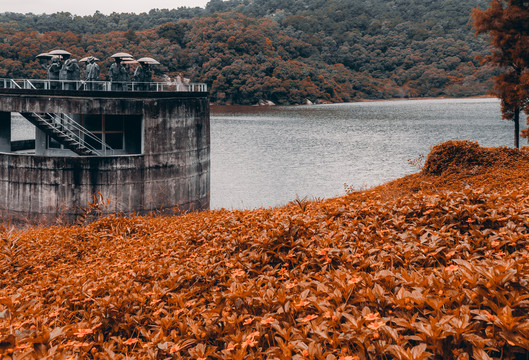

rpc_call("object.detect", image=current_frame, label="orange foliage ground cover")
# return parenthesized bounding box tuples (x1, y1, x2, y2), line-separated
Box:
(2, 140, 529, 359)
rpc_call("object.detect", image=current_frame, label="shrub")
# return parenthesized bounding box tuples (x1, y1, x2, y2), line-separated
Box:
(2, 142, 529, 359)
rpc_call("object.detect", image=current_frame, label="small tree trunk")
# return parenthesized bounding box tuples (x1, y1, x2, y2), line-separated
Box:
(515, 108, 520, 149)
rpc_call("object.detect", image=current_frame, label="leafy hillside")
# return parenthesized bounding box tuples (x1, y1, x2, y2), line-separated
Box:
(0, 0, 495, 104)
(2, 141, 529, 358)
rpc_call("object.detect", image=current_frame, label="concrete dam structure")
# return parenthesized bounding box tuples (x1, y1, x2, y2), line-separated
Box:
(0, 80, 210, 223)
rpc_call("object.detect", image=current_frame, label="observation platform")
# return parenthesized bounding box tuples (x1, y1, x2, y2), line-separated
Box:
(0, 78, 210, 223)
(1, 78, 208, 93)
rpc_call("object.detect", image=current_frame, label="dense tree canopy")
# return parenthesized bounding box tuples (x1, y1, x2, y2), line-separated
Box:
(0, 0, 495, 105)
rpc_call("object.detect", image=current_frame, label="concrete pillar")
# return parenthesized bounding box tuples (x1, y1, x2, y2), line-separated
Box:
(35, 128, 46, 155)
(0, 112, 11, 152)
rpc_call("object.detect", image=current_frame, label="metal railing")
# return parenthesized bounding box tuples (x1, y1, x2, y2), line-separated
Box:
(49, 113, 114, 155)
(32, 112, 114, 156)
(0, 78, 208, 92)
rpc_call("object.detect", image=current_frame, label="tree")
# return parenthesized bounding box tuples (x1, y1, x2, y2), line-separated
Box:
(472, 0, 529, 148)
(0, 0, 496, 105)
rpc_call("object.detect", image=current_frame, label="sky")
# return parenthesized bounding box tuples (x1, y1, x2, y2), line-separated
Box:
(1, 0, 211, 16)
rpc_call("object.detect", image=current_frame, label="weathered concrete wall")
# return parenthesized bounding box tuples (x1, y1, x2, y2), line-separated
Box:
(0, 92, 144, 115)
(0, 90, 209, 223)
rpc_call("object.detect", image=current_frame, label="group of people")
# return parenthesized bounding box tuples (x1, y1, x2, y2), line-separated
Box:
(44, 54, 152, 91)
(108, 57, 152, 91)
(46, 57, 81, 90)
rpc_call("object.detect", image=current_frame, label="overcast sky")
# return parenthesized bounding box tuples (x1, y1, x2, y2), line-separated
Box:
(1, 0, 211, 16)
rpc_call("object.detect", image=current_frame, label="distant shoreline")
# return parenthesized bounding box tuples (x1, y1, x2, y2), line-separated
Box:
(356, 94, 495, 103)
(211, 95, 497, 109)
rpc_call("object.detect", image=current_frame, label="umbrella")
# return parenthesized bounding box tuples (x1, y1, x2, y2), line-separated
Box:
(122, 59, 138, 65)
(48, 49, 72, 59)
(137, 57, 160, 65)
(80, 56, 100, 62)
(111, 52, 133, 59)
(36, 52, 52, 59)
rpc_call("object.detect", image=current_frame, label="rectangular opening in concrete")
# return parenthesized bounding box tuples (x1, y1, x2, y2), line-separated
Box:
(39, 114, 143, 156)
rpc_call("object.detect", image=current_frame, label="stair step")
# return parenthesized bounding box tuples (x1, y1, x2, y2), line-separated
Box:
(20, 112, 104, 156)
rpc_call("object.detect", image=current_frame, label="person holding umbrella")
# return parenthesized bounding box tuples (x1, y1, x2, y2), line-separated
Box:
(59, 58, 80, 90)
(109, 53, 132, 91)
(36, 53, 60, 90)
(47, 57, 61, 90)
(85, 56, 100, 90)
(134, 57, 159, 91)
(48, 49, 78, 90)
(134, 62, 152, 91)
(36, 53, 52, 70)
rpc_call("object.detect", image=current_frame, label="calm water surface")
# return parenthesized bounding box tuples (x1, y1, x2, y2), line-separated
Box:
(211, 98, 522, 209)
(11, 98, 522, 210)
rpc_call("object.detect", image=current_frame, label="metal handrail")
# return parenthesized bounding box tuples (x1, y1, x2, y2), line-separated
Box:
(48, 113, 114, 155)
(0, 78, 208, 93)
(24, 80, 37, 90)
(10, 79, 21, 89)
(34, 112, 114, 156)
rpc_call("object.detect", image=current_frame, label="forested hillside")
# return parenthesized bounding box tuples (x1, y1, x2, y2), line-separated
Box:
(0, 0, 495, 105)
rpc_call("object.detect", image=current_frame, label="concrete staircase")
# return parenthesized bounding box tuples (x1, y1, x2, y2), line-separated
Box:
(20, 112, 112, 156)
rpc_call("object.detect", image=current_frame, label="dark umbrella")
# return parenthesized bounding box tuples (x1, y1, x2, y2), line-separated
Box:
(48, 49, 72, 59)
(137, 57, 160, 65)
(111, 52, 133, 59)
(36, 52, 52, 59)
(80, 56, 100, 62)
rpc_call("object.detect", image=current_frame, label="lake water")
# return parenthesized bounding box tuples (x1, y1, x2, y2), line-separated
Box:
(211, 98, 522, 209)
(11, 98, 523, 210)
